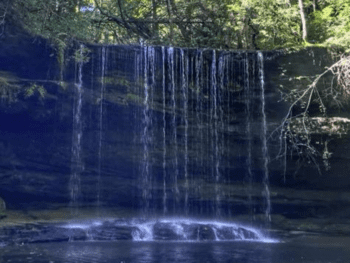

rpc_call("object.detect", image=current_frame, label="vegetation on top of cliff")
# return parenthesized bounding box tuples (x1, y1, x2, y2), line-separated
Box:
(0, 0, 349, 51)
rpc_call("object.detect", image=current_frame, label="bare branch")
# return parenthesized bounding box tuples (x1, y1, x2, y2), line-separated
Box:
(270, 53, 350, 178)
(0, 0, 10, 36)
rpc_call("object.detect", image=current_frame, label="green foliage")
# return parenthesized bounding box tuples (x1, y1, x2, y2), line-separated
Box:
(6, 0, 350, 51)
(25, 83, 47, 99)
(0, 72, 21, 103)
(308, 1, 350, 47)
(58, 81, 69, 90)
(253, 0, 302, 49)
(12, 0, 99, 42)
(74, 47, 91, 63)
(126, 93, 142, 103)
(53, 34, 69, 74)
(103, 76, 130, 87)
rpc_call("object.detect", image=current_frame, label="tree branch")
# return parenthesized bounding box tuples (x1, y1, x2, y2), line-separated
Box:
(270, 53, 350, 178)
(0, 0, 10, 36)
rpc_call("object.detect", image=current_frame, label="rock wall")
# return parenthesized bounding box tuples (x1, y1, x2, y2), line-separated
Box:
(1, 23, 350, 231)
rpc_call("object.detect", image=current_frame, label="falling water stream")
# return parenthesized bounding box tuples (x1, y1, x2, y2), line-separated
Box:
(180, 49, 189, 215)
(70, 45, 84, 208)
(141, 46, 156, 214)
(162, 47, 167, 214)
(244, 52, 254, 221)
(97, 46, 107, 209)
(168, 47, 180, 212)
(258, 51, 271, 223)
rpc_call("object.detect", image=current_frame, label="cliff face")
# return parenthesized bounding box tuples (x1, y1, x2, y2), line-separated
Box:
(1, 24, 350, 235)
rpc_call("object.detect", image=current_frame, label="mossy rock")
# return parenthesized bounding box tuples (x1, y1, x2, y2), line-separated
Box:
(0, 197, 6, 219)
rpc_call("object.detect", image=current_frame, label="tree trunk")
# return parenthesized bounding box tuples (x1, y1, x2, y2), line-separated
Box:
(312, 0, 316, 12)
(152, 0, 158, 33)
(166, 0, 173, 44)
(298, 0, 307, 41)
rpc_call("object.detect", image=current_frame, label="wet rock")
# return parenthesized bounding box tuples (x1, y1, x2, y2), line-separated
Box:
(64, 228, 88, 241)
(29, 226, 70, 243)
(0, 223, 90, 245)
(197, 225, 216, 241)
(0, 196, 5, 209)
(90, 224, 133, 240)
(215, 226, 259, 240)
(153, 222, 182, 240)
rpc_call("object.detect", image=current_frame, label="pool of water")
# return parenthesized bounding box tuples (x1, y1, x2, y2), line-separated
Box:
(1, 236, 349, 263)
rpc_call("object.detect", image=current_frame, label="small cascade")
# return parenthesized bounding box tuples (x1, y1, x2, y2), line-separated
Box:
(132, 222, 154, 241)
(258, 52, 271, 223)
(62, 219, 276, 243)
(70, 45, 85, 208)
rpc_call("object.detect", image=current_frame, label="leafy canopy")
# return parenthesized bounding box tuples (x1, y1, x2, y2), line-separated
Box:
(1, 0, 349, 50)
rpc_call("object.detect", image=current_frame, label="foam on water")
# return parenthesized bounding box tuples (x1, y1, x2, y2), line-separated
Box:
(61, 218, 278, 243)
(62, 220, 103, 230)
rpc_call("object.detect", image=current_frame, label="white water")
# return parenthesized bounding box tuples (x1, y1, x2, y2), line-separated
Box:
(62, 218, 277, 243)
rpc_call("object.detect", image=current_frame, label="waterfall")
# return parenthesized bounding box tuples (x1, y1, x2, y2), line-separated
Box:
(258, 52, 271, 223)
(70, 45, 84, 208)
(78, 46, 275, 227)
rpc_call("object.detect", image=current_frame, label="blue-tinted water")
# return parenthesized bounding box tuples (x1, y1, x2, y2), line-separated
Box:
(1, 236, 350, 263)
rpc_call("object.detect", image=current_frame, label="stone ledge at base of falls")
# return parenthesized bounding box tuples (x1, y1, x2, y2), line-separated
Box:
(0, 219, 276, 246)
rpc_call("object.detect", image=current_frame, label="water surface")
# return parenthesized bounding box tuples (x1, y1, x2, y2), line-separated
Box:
(1, 236, 349, 263)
